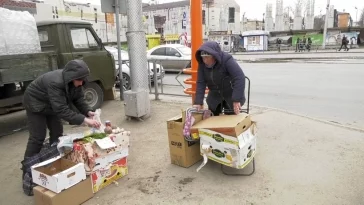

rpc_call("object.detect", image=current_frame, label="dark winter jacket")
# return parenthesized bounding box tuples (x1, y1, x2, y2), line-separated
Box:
(23, 60, 92, 125)
(194, 41, 246, 111)
(342, 36, 348, 44)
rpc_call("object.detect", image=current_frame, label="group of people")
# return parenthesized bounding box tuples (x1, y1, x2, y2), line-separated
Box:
(20, 41, 246, 182)
(295, 36, 313, 52)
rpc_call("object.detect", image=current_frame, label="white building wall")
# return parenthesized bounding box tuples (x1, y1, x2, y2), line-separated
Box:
(32, 0, 241, 42)
(32, 0, 125, 43)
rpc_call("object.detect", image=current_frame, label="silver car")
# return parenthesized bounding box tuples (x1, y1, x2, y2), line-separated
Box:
(105, 46, 165, 90)
(146, 44, 192, 72)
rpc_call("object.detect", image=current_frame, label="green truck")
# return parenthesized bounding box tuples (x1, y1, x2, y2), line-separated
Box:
(0, 19, 116, 114)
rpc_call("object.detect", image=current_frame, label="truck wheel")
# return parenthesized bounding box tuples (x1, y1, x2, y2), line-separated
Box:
(84, 82, 104, 110)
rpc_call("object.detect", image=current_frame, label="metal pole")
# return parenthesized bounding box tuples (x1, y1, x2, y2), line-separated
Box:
(153, 61, 159, 100)
(124, 0, 150, 118)
(115, 0, 124, 100)
(190, 0, 203, 105)
(322, 0, 330, 49)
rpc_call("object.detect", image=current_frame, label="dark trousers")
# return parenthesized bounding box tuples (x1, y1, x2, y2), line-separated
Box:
(209, 101, 235, 116)
(339, 44, 349, 51)
(23, 110, 63, 159)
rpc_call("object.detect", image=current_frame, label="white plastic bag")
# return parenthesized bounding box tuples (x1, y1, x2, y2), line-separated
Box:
(92, 109, 105, 133)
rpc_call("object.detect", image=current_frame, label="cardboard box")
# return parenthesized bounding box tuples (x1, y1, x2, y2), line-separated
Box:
(199, 122, 257, 169)
(31, 156, 86, 193)
(191, 114, 252, 137)
(181, 109, 204, 123)
(34, 177, 94, 205)
(167, 114, 203, 168)
(65, 132, 129, 172)
(91, 157, 128, 193)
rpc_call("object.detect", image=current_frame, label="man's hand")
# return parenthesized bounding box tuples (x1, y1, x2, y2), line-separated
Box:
(84, 117, 101, 128)
(233, 102, 241, 115)
(87, 111, 95, 117)
(193, 104, 203, 111)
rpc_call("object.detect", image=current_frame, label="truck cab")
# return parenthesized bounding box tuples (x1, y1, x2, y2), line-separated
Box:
(36, 19, 115, 110)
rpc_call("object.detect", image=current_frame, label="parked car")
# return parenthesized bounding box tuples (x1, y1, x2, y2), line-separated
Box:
(105, 46, 165, 90)
(146, 44, 191, 72)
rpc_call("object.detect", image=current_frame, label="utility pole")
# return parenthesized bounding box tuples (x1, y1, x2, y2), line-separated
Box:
(322, 0, 330, 49)
(114, 0, 124, 100)
(355, 7, 358, 26)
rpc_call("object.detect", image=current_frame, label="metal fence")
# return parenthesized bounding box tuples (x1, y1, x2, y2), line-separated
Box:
(144, 58, 251, 113)
(146, 58, 191, 100)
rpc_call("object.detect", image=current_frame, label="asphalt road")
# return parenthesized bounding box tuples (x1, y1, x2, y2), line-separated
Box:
(1, 59, 363, 136)
(160, 60, 364, 129)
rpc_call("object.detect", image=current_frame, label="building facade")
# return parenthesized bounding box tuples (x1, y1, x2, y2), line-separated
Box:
(241, 19, 264, 32)
(2, 0, 241, 44)
(142, 0, 241, 36)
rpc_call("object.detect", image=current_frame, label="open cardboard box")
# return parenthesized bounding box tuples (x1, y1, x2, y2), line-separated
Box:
(166, 109, 205, 168)
(199, 121, 257, 169)
(91, 157, 128, 193)
(64, 132, 129, 172)
(191, 114, 252, 137)
(34, 177, 94, 205)
(191, 113, 257, 169)
(31, 156, 86, 193)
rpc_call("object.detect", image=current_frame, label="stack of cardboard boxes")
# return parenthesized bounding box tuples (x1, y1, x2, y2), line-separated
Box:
(191, 114, 256, 170)
(31, 114, 130, 205)
(167, 110, 256, 170)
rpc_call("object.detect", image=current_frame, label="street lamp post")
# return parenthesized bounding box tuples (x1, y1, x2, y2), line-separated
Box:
(322, 0, 330, 49)
(355, 7, 358, 26)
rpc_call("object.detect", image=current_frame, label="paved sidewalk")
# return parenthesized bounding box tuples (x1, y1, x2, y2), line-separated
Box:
(0, 99, 363, 205)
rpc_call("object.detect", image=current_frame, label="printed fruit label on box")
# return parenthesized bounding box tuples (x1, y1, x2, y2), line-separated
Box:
(91, 157, 128, 193)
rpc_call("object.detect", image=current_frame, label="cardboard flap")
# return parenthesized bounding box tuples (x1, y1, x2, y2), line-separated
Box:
(167, 115, 183, 122)
(31, 156, 61, 169)
(191, 114, 251, 137)
(192, 114, 250, 129)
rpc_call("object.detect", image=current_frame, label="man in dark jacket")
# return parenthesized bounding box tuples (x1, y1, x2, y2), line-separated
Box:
(339, 35, 349, 51)
(193, 41, 245, 116)
(22, 59, 101, 160)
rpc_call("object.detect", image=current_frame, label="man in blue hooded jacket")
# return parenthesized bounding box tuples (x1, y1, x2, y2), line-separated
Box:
(193, 41, 246, 116)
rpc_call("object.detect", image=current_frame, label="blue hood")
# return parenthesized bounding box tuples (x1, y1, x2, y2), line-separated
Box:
(195, 41, 223, 64)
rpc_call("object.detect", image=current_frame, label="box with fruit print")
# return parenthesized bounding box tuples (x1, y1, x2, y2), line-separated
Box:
(64, 130, 130, 173)
(91, 157, 128, 193)
(198, 122, 257, 169)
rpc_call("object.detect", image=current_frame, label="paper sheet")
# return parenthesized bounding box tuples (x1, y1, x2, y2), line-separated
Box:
(95, 137, 117, 149)
(196, 144, 210, 172)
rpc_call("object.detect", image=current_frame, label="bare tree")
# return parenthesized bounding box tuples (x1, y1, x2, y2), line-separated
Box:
(360, 8, 364, 27)
(314, 16, 324, 29)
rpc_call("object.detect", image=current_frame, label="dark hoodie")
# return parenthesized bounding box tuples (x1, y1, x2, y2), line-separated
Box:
(194, 41, 246, 111)
(23, 60, 92, 125)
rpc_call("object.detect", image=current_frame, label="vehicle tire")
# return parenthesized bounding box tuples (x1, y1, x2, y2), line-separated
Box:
(83, 82, 104, 110)
(122, 73, 131, 90)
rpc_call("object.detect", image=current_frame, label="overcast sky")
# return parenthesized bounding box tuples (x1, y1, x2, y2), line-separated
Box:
(73, 0, 364, 21)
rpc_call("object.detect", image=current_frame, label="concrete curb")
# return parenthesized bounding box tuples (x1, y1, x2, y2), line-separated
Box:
(235, 56, 364, 63)
(232, 51, 364, 56)
(249, 104, 364, 133)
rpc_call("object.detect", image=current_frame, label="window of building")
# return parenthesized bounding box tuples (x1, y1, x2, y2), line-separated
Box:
(202, 10, 206, 25)
(38, 30, 49, 42)
(70, 28, 99, 49)
(248, 36, 260, 45)
(228, 7, 235, 23)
